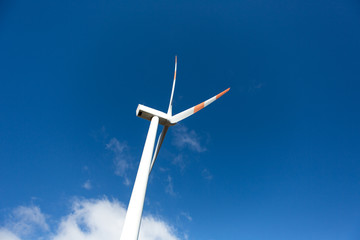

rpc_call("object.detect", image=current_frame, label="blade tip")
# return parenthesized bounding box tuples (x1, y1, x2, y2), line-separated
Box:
(216, 87, 230, 99)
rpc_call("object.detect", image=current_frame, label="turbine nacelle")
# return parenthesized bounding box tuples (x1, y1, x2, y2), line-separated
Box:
(136, 104, 175, 126)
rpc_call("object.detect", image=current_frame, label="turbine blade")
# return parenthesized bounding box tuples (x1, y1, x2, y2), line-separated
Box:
(167, 56, 177, 116)
(170, 88, 230, 124)
(149, 126, 169, 173)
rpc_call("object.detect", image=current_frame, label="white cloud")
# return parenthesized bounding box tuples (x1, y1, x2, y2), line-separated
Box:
(52, 198, 125, 240)
(0, 228, 21, 240)
(139, 215, 179, 240)
(106, 138, 131, 185)
(171, 125, 206, 153)
(1, 198, 181, 240)
(82, 180, 92, 190)
(6, 205, 48, 237)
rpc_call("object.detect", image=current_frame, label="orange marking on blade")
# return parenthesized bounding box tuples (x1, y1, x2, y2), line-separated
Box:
(173, 56, 177, 80)
(194, 102, 205, 113)
(216, 88, 230, 99)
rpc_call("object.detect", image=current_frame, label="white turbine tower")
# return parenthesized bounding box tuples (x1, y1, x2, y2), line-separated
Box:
(120, 56, 230, 240)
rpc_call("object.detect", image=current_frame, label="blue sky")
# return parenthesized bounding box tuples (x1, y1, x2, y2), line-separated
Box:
(1, 0, 360, 239)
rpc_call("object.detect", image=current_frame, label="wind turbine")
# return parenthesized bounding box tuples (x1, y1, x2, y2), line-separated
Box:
(120, 56, 230, 240)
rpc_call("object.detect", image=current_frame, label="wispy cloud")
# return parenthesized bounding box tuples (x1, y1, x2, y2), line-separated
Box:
(180, 212, 192, 222)
(90, 126, 108, 142)
(82, 180, 92, 190)
(82, 165, 89, 172)
(248, 81, 265, 92)
(106, 138, 131, 185)
(90, 127, 133, 186)
(171, 125, 206, 153)
(201, 168, 213, 181)
(165, 175, 176, 197)
(1, 198, 181, 240)
(171, 154, 186, 172)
